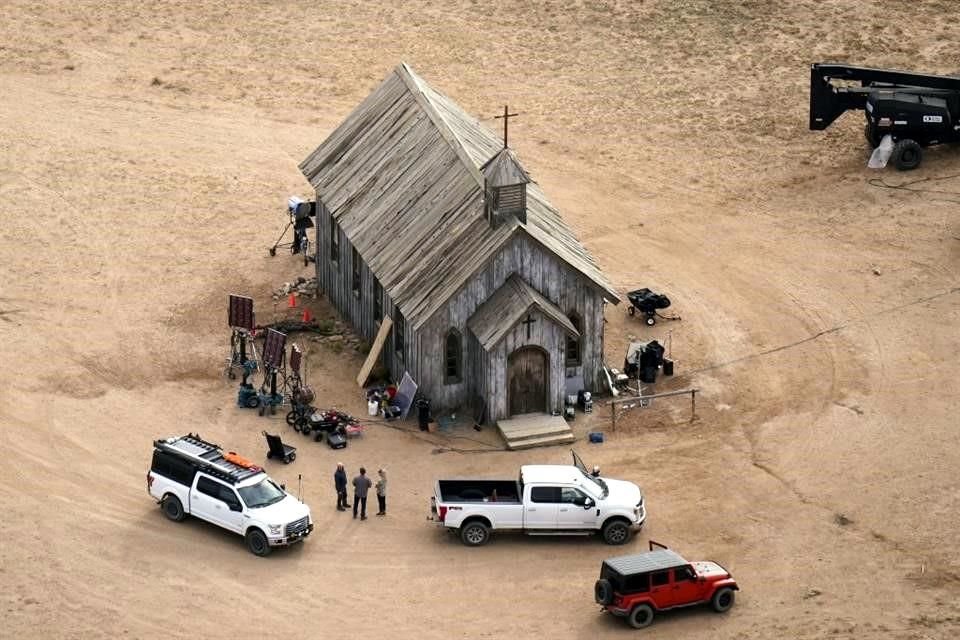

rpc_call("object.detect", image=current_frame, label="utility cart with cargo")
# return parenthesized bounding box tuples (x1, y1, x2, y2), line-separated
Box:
(429, 451, 645, 546)
(595, 541, 739, 629)
(147, 434, 313, 556)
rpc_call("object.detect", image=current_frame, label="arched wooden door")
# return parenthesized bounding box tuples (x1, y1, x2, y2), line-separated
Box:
(508, 346, 548, 416)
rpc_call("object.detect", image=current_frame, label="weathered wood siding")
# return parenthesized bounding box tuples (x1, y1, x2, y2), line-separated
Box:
(419, 230, 606, 422)
(314, 198, 418, 384)
(486, 310, 567, 421)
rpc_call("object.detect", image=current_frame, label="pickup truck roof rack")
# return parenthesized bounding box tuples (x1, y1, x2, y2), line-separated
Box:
(153, 433, 263, 485)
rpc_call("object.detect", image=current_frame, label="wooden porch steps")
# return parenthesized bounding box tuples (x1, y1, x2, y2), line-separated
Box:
(496, 413, 576, 451)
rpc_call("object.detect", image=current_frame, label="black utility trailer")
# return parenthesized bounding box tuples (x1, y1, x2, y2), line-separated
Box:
(626, 289, 671, 326)
(810, 63, 960, 170)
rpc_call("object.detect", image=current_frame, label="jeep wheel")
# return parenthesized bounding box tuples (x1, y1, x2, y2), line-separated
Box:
(594, 578, 614, 605)
(460, 521, 490, 546)
(628, 604, 654, 629)
(711, 587, 735, 613)
(602, 519, 631, 545)
(246, 528, 272, 557)
(892, 138, 922, 171)
(161, 495, 185, 522)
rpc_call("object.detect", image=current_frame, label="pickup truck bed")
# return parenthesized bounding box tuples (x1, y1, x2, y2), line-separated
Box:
(436, 480, 520, 503)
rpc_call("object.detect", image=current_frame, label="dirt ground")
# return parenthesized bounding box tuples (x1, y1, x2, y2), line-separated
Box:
(1, 1, 959, 638)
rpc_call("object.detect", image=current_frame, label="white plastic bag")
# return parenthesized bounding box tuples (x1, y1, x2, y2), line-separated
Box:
(868, 134, 894, 169)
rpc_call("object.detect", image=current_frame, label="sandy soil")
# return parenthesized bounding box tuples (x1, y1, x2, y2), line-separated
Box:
(2, 1, 959, 638)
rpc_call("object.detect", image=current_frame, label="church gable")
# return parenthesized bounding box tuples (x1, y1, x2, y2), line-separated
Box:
(467, 274, 579, 352)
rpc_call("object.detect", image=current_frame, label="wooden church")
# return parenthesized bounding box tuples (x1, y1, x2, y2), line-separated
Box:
(299, 63, 620, 433)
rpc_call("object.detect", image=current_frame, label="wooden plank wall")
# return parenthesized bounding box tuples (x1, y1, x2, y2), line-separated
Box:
(420, 231, 606, 421)
(484, 310, 567, 421)
(314, 197, 418, 386)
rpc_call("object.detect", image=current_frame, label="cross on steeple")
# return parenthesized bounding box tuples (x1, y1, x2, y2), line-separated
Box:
(494, 104, 519, 148)
(522, 314, 536, 339)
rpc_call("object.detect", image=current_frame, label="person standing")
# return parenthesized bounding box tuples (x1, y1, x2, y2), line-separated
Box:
(352, 467, 372, 520)
(334, 462, 348, 511)
(375, 468, 387, 516)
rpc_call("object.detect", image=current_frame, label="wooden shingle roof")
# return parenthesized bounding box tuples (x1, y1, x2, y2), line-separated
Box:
(481, 147, 530, 186)
(299, 63, 620, 329)
(467, 274, 580, 352)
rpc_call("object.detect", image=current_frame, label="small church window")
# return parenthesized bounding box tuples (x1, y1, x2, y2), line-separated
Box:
(351, 247, 361, 295)
(373, 278, 383, 323)
(329, 217, 339, 265)
(394, 310, 405, 356)
(565, 312, 581, 367)
(444, 329, 462, 384)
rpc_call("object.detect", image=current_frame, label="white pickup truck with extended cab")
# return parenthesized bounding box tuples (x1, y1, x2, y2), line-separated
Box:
(430, 452, 645, 546)
(147, 434, 313, 556)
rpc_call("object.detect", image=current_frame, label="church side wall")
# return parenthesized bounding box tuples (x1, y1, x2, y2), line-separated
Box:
(314, 198, 417, 387)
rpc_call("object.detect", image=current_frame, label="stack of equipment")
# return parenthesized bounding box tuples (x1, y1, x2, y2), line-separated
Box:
(625, 340, 666, 384)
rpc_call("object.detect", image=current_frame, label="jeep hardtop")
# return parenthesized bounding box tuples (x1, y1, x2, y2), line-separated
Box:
(595, 540, 739, 629)
(147, 434, 313, 556)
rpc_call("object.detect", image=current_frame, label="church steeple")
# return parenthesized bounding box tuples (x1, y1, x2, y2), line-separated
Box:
(481, 146, 530, 227)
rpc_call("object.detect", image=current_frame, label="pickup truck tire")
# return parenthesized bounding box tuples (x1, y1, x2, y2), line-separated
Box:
(246, 528, 272, 557)
(460, 520, 490, 546)
(628, 603, 654, 629)
(602, 518, 631, 545)
(711, 587, 735, 613)
(161, 495, 185, 522)
(594, 578, 614, 605)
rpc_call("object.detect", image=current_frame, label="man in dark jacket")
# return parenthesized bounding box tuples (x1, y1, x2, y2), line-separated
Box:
(334, 463, 348, 511)
(352, 466, 372, 520)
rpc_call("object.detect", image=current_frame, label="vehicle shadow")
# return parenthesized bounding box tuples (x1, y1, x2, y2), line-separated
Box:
(128, 505, 309, 565)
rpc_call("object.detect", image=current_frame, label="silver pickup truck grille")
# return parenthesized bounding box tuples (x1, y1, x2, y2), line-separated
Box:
(285, 516, 310, 537)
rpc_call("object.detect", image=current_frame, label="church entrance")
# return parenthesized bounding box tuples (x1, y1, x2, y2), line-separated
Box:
(507, 346, 548, 416)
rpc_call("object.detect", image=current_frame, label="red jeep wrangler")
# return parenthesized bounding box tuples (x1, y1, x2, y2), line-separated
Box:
(595, 541, 739, 629)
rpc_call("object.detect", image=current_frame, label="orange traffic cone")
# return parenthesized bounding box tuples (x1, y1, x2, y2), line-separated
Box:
(288, 293, 297, 308)
(301, 308, 312, 323)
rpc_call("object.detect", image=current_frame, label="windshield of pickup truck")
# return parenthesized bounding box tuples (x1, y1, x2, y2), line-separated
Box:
(570, 451, 610, 498)
(572, 451, 608, 497)
(584, 472, 608, 498)
(238, 479, 286, 508)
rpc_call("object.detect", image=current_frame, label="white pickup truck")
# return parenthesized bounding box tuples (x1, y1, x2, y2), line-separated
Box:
(147, 434, 313, 556)
(430, 452, 645, 546)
